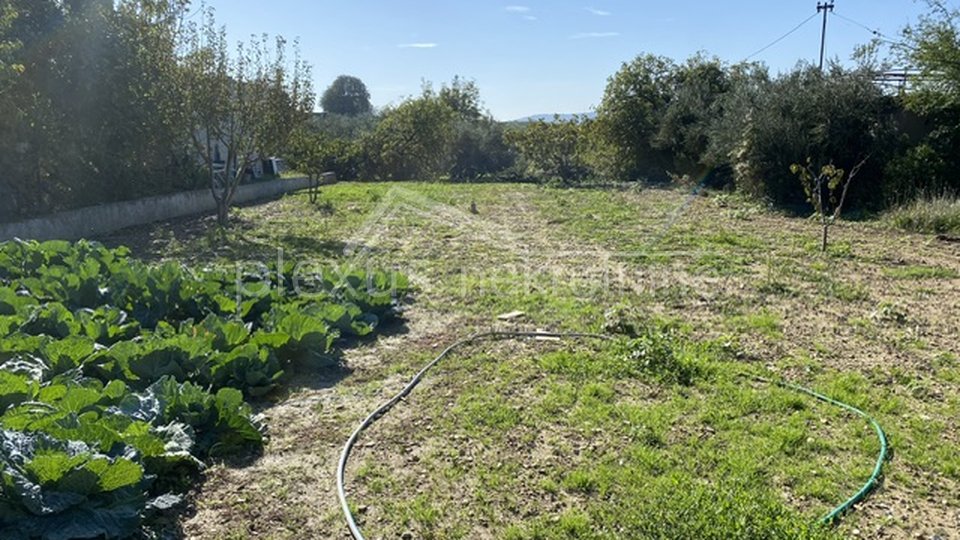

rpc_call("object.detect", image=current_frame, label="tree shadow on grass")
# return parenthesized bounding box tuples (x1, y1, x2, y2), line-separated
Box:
(274, 235, 352, 259)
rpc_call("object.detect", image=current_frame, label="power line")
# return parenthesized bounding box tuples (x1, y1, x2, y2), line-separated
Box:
(832, 10, 911, 49)
(831, 11, 881, 36)
(743, 12, 820, 62)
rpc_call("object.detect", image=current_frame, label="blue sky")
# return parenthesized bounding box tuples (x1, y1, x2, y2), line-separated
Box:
(196, 1, 931, 120)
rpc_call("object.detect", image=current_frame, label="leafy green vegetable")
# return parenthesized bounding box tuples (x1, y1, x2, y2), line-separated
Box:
(0, 287, 36, 317)
(143, 377, 263, 458)
(0, 372, 37, 414)
(20, 304, 79, 340)
(210, 344, 284, 397)
(75, 307, 140, 346)
(0, 429, 148, 540)
(40, 337, 97, 378)
(0, 239, 410, 536)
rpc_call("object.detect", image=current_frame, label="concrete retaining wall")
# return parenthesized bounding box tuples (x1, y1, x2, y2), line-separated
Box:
(0, 177, 312, 241)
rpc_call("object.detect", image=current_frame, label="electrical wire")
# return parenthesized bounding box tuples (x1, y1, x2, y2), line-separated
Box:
(832, 11, 884, 38)
(336, 331, 890, 539)
(832, 10, 960, 72)
(743, 13, 820, 62)
(832, 11, 911, 49)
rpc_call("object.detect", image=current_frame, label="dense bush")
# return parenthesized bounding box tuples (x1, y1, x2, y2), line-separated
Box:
(0, 1, 202, 221)
(593, 54, 677, 182)
(893, 1, 960, 200)
(0, 2, 311, 224)
(310, 111, 379, 140)
(592, 54, 903, 208)
(449, 118, 516, 181)
(289, 79, 516, 183)
(366, 93, 457, 180)
(506, 117, 593, 183)
(716, 65, 898, 208)
(287, 129, 365, 182)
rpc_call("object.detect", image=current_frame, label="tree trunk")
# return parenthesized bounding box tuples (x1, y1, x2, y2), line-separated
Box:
(216, 198, 229, 227)
(821, 223, 829, 253)
(309, 175, 318, 203)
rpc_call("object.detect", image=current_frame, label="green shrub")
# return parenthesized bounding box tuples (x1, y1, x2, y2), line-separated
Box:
(884, 195, 960, 234)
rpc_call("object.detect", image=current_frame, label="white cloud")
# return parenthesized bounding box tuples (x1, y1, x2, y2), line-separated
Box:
(505, 5, 531, 12)
(524, 15, 538, 20)
(570, 31, 620, 39)
(585, 7, 611, 16)
(398, 42, 438, 48)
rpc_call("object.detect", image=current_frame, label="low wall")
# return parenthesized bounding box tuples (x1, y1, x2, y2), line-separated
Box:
(0, 177, 312, 241)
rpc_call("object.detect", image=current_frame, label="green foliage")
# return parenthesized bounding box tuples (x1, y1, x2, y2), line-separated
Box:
(367, 88, 457, 180)
(616, 331, 704, 386)
(654, 54, 731, 173)
(439, 76, 483, 121)
(593, 54, 677, 181)
(790, 158, 866, 251)
(359, 79, 514, 182)
(891, 2, 960, 199)
(287, 128, 365, 183)
(506, 117, 592, 183)
(309, 111, 378, 140)
(179, 11, 314, 224)
(449, 117, 516, 181)
(901, 2, 960, 117)
(884, 195, 960, 234)
(0, 3, 22, 88)
(0, 1, 313, 223)
(0, 430, 155, 540)
(0, 0, 204, 221)
(320, 75, 372, 116)
(0, 239, 410, 535)
(719, 65, 894, 207)
(592, 52, 913, 208)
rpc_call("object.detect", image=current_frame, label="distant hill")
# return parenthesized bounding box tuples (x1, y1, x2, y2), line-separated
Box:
(509, 112, 597, 123)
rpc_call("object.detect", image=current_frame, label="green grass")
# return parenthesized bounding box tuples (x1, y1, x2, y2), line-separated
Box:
(112, 182, 960, 539)
(728, 309, 783, 338)
(885, 195, 960, 235)
(882, 264, 959, 280)
(383, 316, 875, 539)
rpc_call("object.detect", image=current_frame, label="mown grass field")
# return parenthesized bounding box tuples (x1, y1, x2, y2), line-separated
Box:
(103, 182, 960, 539)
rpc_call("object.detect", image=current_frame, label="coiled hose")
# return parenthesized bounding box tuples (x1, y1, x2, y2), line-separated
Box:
(336, 331, 888, 539)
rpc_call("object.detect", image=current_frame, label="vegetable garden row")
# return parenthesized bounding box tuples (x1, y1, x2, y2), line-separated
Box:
(0, 240, 409, 539)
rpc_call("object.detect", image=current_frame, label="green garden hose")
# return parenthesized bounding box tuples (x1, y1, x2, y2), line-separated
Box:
(336, 332, 889, 539)
(755, 376, 889, 525)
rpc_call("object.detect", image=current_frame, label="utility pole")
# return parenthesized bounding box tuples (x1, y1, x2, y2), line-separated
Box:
(817, 1, 835, 71)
